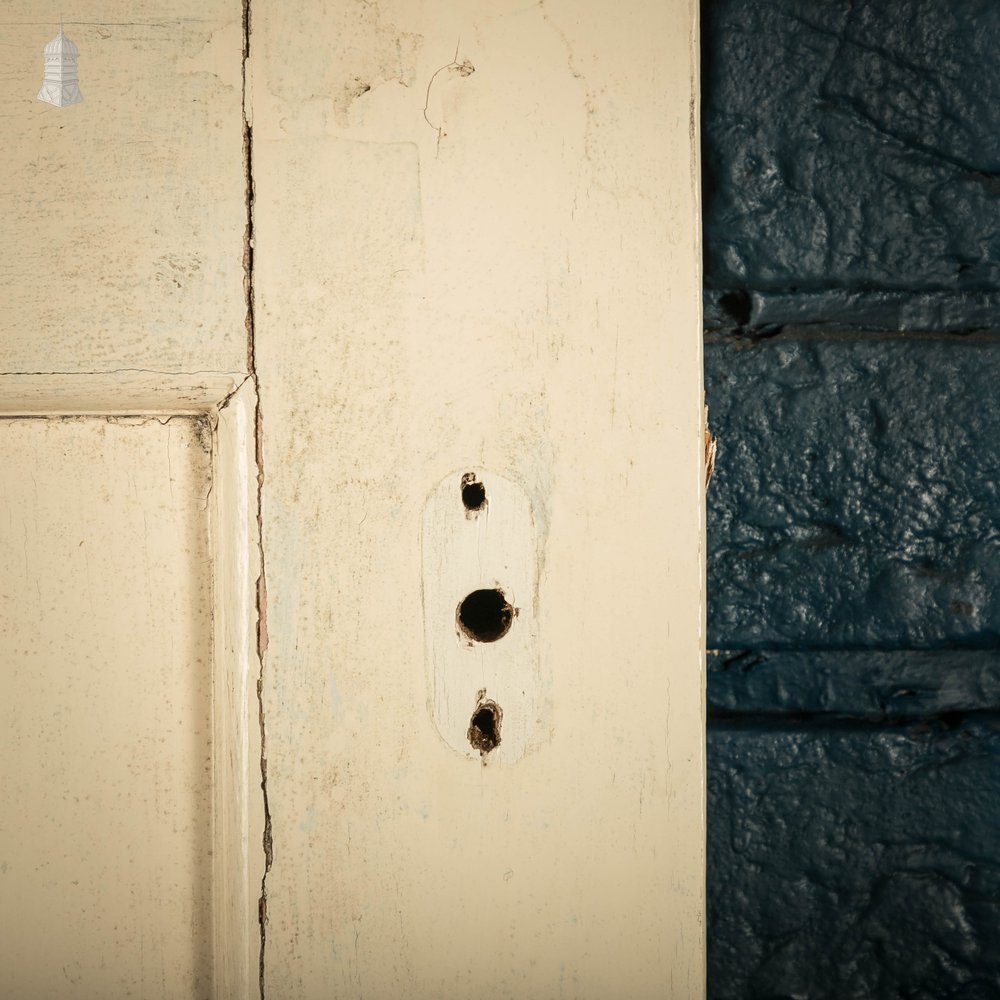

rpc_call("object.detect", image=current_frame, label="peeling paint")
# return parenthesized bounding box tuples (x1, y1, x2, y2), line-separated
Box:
(323, 7, 423, 125)
(177, 19, 244, 90)
(704, 404, 717, 489)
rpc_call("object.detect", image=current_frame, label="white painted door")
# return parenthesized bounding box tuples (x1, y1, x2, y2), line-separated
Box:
(1, 1, 705, 997)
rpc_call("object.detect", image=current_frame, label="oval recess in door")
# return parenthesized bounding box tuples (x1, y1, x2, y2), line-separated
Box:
(421, 469, 544, 762)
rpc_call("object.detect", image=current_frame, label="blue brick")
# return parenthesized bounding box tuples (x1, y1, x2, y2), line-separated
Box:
(708, 719, 1000, 999)
(706, 333, 1000, 648)
(702, 0, 1000, 328)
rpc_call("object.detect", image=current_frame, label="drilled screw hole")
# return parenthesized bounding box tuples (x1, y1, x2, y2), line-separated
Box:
(461, 473, 487, 512)
(468, 701, 502, 754)
(458, 588, 514, 643)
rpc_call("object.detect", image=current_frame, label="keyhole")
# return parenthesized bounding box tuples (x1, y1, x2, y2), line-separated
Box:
(457, 588, 514, 643)
(468, 701, 502, 754)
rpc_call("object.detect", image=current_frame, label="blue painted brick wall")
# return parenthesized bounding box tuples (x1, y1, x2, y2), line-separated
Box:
(703, 0, 1000, 333)
(709, 719, 1000, 1000)
(707, 333, 1000, 650)
(703, 1, 1000, 996)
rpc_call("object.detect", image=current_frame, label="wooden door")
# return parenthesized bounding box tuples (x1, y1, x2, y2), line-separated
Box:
(1, 1, 705, 997)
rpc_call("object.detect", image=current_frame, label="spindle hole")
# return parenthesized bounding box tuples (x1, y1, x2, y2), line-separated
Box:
(457, 588, 514, 643)
(468, 701, 502, 754)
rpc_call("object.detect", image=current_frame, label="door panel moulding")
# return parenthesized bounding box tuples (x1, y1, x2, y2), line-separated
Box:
(211, 377, 266, 1000)
(0, 370, 247, 416)
(0, 373, 264, 1000)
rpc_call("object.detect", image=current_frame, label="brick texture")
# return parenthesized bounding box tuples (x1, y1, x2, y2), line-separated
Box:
(703, 1, 1000, 995)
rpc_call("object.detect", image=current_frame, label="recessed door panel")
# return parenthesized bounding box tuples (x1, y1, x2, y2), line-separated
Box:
(0, 416, 214, 1000)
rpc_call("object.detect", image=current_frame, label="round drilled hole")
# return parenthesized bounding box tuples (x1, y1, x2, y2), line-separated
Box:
(461, 473, 487, 512)
(468, 701, 502, 754)
(457, 588, 514, 643)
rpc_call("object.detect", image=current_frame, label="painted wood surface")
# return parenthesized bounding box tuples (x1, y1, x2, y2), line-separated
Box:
(1, 8, 255, 990)
(0, 416, 215, 998)
(422, 469, 543, 764)
(1, 0, 705, 993)
(252, 0, 705, 996)
(0, 371, 246, 415)
(211, 380, 266, 999)
(0, 4, 247, 376)
(0, 396, 263, 999)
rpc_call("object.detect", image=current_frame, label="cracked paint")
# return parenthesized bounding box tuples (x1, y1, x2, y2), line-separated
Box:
(241, 1, 271, 996)
(421, 41, 476, 150)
